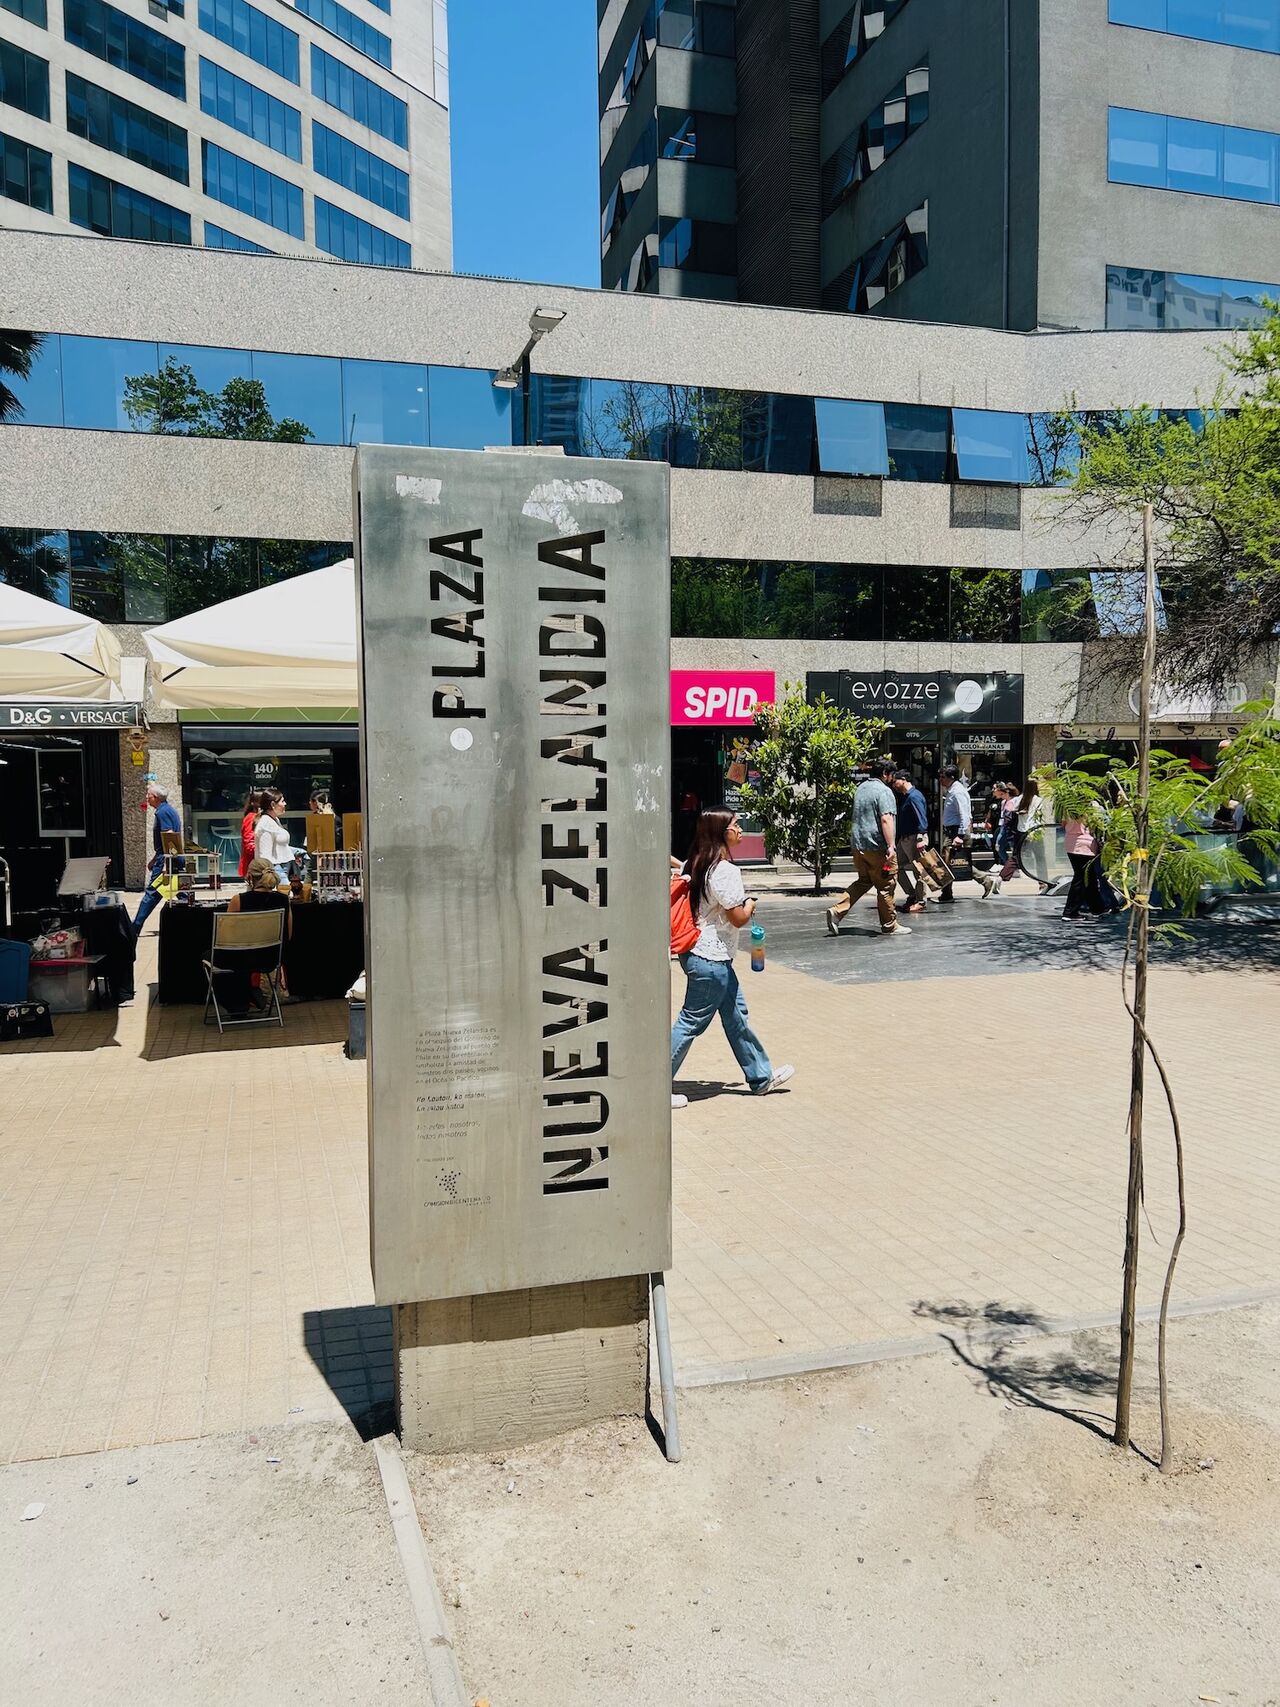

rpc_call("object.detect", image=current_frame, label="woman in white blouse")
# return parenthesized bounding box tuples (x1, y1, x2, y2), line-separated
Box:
(253, 790, 295, 882)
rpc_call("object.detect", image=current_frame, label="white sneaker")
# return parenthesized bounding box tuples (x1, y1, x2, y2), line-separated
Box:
(881, 924, 912, 935)
(671, 1093, 689, 1110)
(825, 907, 840, 936)
(753, 1064, 795, 1095)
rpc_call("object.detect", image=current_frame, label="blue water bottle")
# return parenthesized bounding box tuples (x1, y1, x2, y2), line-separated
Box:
(749, 921, 766, 972)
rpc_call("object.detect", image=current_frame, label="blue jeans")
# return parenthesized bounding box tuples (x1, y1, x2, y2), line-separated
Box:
(671, 954, 773, 1091)
(132, 875, 165, 938)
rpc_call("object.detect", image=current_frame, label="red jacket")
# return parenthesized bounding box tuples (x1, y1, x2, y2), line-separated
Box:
(239, 811, 257, 878)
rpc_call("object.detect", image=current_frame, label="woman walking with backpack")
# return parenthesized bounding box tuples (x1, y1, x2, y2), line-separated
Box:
(670, 810, 794, 1110)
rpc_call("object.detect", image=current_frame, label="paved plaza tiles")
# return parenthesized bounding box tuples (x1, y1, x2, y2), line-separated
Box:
(2, 898, 1279, 1463)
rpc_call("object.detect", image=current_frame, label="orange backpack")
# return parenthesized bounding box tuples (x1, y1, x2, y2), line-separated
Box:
(670, 873, 700, 956)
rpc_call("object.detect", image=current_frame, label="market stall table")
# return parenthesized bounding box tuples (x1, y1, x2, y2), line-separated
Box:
(156, 900, 364, 1005)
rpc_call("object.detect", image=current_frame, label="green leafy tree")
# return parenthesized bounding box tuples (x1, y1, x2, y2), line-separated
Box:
(0, 329, 41, 422)
(123, 358, 310, 442)
(1052, 306, 1280, 695)
(738, 683, 889, 891)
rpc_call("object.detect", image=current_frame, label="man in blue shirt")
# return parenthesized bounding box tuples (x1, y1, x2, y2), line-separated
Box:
(938, 765, 996, 902)
(825, 757, 909, 937)
(133, 785, 183, 938)
(891, 770, 930, 912)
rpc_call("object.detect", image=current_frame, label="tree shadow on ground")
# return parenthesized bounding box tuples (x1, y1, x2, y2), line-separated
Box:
(912, 1298, 1153, 1460)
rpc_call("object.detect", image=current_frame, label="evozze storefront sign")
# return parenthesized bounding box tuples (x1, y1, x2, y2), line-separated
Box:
(808, 672, 1024, 726)
(355, 446, 672, 1305)
(2, 702, 142, 729)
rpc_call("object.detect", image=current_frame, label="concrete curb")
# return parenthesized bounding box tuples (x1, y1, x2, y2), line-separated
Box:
(373, 1436, 470, 1707)
(675, 1284, 1280, 1390)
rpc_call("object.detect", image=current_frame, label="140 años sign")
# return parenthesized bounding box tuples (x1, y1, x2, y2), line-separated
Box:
(355, 448, 672, 1305)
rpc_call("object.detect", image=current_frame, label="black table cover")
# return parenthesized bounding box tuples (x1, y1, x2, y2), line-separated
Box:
(157, 900, 365, 1005)
(81, 904, 137, 1003)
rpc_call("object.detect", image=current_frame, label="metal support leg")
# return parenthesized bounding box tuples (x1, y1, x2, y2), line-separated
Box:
(650, 1271, 682, 1464)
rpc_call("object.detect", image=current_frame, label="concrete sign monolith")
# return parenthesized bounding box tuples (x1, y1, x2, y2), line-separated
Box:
(354, 446, 671, 1446)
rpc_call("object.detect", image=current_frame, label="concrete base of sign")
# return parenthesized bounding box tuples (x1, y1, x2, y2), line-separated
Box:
(394, 1276, 650, 1454)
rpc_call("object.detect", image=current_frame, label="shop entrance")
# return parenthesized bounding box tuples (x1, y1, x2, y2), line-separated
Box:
(670, 727, 724, 857)
(0, 730, 123, 922)
(886, 729, 941, 834)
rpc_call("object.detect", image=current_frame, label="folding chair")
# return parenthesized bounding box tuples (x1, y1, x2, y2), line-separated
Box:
(202, 909, 286, 1033)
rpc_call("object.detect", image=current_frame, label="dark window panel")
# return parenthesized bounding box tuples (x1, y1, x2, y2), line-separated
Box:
(528, 374, 590, 455)
(821, 0, 912, 96)
(295, 0, 390, 68)
(202, 140, 303, 237)
(950, 569, 1020, 643)
(822, 61, 928, 213)
(884, 403, 950, 482)
(204, 221, 273, 252)
(671, 557, 745, 638)
(657, 106, 735, 166)
(883, 564, 948, 640)
(814, 564, 883, 640)
(67, 164, 191, 244)
(0, 527, 69, 602)
(198, 0, 298, 83)
(313, 120, 409, 220)
(655, 0, 735, 55)
(0, 38, 50, 120)
(63, 0, 185, 99)
(658, 215, 737, 275)
(314, 197, 411, 267)
(199, 57, 302, 161)
(1020, 569, 1100, 642)
(0, 129, 52, 210)
(310, 44, 407, 148)
(742, 562, 815, 639)
(2, 0, 49, 25)
(65, 71, 189, 184)
(67, 531, 127, 621)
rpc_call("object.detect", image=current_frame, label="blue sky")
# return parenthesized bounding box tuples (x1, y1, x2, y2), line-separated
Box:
(449, 0, 602, 290)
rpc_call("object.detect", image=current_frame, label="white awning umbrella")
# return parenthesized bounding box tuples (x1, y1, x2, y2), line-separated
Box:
(144, 560, 359, 709)
(0, 581, 124, 700)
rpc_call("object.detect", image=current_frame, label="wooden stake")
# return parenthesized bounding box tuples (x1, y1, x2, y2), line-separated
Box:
(1114, 503, 1156, 1449)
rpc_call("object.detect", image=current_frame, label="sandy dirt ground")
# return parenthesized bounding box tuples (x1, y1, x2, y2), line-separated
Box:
(414, 1302, 1280, 1707)
(1, 1424, 429, 1706)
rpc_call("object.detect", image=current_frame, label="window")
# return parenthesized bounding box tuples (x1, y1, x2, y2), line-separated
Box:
(202, 140, 303, 236)
(0, 39, 49, 120)
(657, 215, 736, 274)
(59, 333, 158, 428)
(883, 565, 949, 640)
(742, 562, 815, 639)
(823, 63, 929, 211)
(341, 358, 428, 446)
(0, 129, 51, 210)
(1108, 106, 1280, 205)
(952, 410, 1031, 485)
(158, 341, 252, 394)
(601, 12, 654, 155)
(950, 569, 1020, 642)
(655, 0, 735, 56)
(0, 528, 70, 603)
(822, 1, 912, 94)
(205, 221, 274, 252)
(0, 331, 62, 424)
(65, 72, 189, 184)
(827, 202, 928, 313)
(884, 404, 950, 482)
(294, 0, 391, 68)
(198, 0, 299, 84)
(671, 559, 745, 639)
(63, 0, 185, 99)
(814, 398, 889, 476)
(311, 44, 406, 147)
(658, 108, 735, 165)
(601, 125, 656, 258)
(427, 365, 514, 450)
(813, 564, 882, 640)
(2, 0, 47, 25)
(1109, 0, 1280, 54)
(68, 164, 191, 244)
(312, 121, 408, 218)
(1106, 264, 1279, 328)
(313, 197, 410, 266)
(250, 350, 341, 440)
(199, 58, 301, 160)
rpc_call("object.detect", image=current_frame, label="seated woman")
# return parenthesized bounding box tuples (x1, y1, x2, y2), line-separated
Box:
(216, 858, 292, 1014)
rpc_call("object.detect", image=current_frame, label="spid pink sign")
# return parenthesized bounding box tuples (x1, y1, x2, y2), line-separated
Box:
(670, 670, 776, 727)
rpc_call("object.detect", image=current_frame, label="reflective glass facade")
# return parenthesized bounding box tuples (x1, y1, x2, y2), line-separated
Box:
(0, 38, 50, 120)
(197, 0, 299, 84)
(824, 202, 928, 313)
(63, 0, 185, 100)
(314, 197, 410, 266)
(1106, 264, 1279, 328)
(67, 163, 191, 243)
(2, 0, 47, 24)
(312, 120, 408, 218)
(199, 57, 301, 160)
(1, 333, 514, 448)
(821, 0, 912, 94)
(1108, 105, 1280, 203)
(294, 0, 391, 69)
(204, 220, 272, 252)
(658, 215, 736, 275)
(1109, 0, 1280, 54)
(823, 62, 930, 212)
(0, 527, 350, 623)
(202, 139, 303, 237)
(310, 44, 406, 148)
(65, 71, 189, 185)
(658, 107, 735, 165)
(0, 128, 52, 210)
